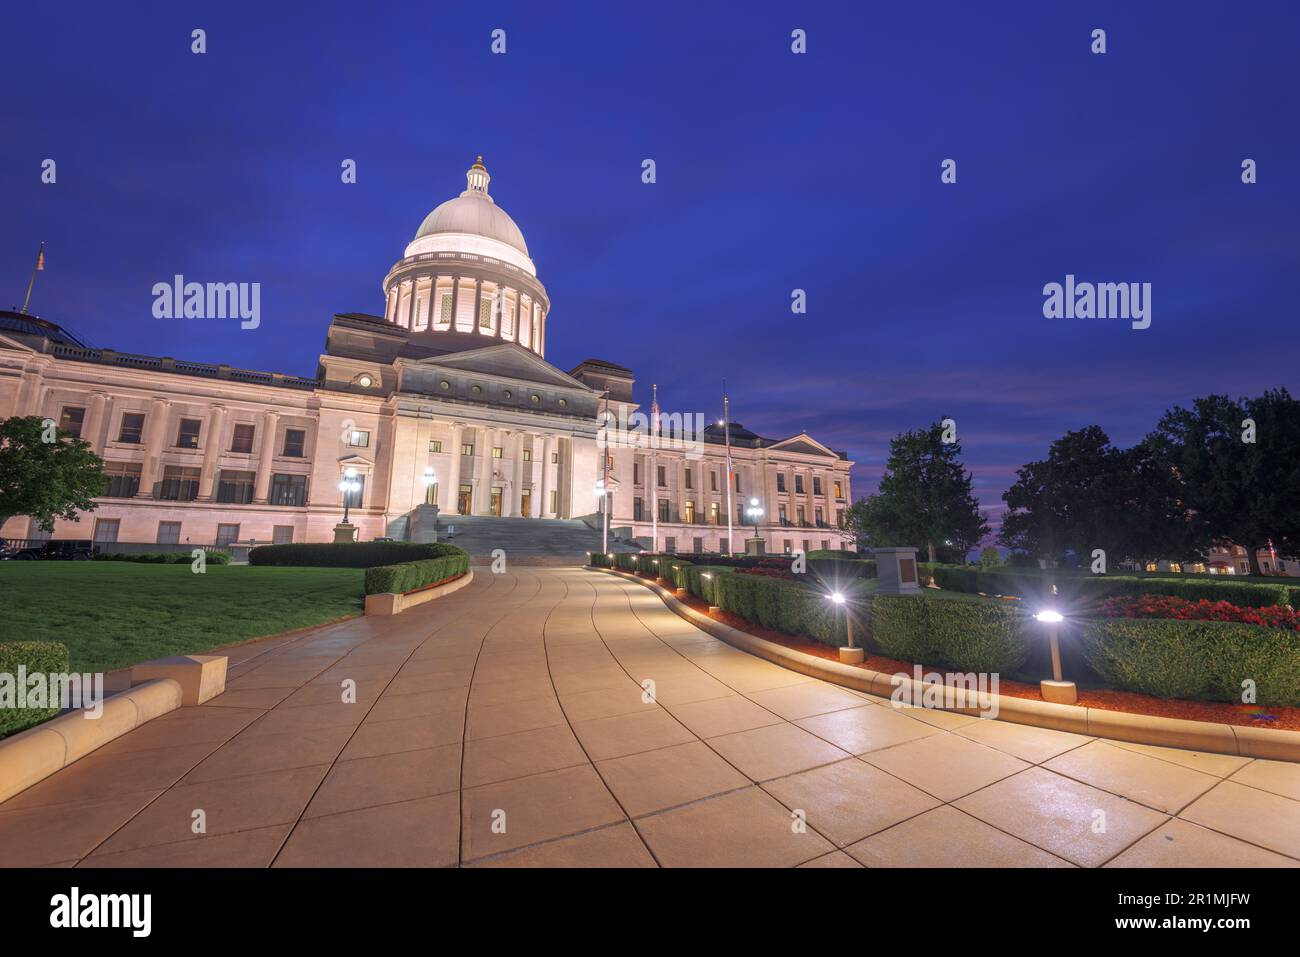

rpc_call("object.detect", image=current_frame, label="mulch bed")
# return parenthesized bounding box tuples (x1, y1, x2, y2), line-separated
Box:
(641, 573, 1300, 733)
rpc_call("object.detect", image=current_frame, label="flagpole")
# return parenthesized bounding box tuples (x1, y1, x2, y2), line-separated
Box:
(650, 383, 658, 553)
(19, 242, 45, 315)
(724, 383, 734, 556)
(601, 389, 611, 554)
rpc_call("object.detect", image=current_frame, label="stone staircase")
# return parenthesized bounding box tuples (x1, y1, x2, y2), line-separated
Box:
(434, 514, 642, 561)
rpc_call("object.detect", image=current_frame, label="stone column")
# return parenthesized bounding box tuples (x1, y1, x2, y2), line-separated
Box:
(476, 426, 496, 515)
(510, 431, 526, 516)
(135, 398, 171, 498)
(473, 277, 483, 334)
(444, 423, 464, 514)
(197, 405, 228, 500)
(450, 274, 460, 329)
(252, 410, 280, 504)
(83, 392, 110, 454)
(539, 434, 554, 517)
(765, 459, 780, 529)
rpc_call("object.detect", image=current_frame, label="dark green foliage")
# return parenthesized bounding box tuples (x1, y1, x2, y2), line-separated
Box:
(250, 541, 464, 568)
(0, 641, 71, 738)
(1078, 618, 1300, 706)
(872, 593, 1030, 674)
(363, 550, 470, 595)
(94, 551, 230, 565)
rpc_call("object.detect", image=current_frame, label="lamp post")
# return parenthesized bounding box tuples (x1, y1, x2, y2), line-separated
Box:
(334, 468, 361, 542)
(744, 497, 765, 556)
(1034, 609, 1076, 704)
(829, 591, 863, 664)
(421, 467, 437, 505)
(595, 478, 609, 553)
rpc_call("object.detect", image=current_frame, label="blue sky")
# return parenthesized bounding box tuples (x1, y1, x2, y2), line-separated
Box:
(3, 1, 1297, 531)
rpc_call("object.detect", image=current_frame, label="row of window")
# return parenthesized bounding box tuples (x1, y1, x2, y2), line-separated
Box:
(633, 497, 845, 527)
(660, 536, 840, 555)
(90, 519, 293, 546)
(432, 438, 558, 464)
(630, 461, 844, 500)
(100, 462, 312, 506)
(58, 405, 358, 457)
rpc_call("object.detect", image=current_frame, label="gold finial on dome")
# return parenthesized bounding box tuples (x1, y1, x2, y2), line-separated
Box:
(466, 155, 491, 197)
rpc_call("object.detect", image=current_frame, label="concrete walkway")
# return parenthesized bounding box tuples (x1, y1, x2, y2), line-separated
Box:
(2, 567, 1298, 867)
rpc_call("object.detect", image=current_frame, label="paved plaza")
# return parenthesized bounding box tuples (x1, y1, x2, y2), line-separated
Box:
(2, 567, 1298, 868)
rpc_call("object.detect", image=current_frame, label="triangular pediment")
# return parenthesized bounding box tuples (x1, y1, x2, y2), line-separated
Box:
(404, 344, 596, 392)
(768, 433, 837, 458)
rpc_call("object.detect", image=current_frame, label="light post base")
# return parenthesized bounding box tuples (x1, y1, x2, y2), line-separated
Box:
(333, 522, 358, 543)
(1040, 679, 1077, 705)
(839, 646, 864, 665)
(745, 537, 766, 556)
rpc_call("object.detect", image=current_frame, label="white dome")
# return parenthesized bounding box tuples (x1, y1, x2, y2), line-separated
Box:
(413, 157, 529, 257)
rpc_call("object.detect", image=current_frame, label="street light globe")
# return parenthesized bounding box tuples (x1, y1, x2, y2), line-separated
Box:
(749, 497, 759, 507)
(344, 467, 358, 479)
(830, 592, 845, 605)
(1035, 610, 1064, 624)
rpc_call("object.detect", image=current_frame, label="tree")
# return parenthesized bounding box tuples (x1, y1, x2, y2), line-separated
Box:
(998, 426, 1198, 567)
(845, 421, 989, 563)
(0, 416, 108, 534)
(1147, 389, 1300, 575)
(978, 545, 1003, 568)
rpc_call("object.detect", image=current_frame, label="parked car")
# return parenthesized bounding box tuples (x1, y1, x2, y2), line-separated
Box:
(2, 539, 97, 561)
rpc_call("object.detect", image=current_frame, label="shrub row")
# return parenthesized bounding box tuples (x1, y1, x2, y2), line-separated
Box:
(1078, 618, 1300, 707)
(250, 541, 461, 568)
(713, 573, 856, 646)
(679, 565, 734, 605)
(94, 551, 230, 565)
(872, 593, 1030, 674)
(363, 548, 470, 596)
(925, 564, 1293, 609)
(0, 641, 70, 739)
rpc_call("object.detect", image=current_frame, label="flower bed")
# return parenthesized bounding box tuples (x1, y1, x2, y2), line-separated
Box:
(1095, 595, 1300, 630)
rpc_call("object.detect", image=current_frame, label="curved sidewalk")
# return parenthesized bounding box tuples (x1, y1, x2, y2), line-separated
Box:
(1, 567, 1297, 867)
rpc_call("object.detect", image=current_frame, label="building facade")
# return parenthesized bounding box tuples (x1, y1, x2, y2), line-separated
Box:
(0, 158, 852, 554)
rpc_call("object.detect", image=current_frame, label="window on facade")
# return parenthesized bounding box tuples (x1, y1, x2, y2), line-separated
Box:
(658, 499, 670, 522)
(797, 506, 806, 526)
(216, 524, 241, 546)
(273, 526, 294, 544)
(777, 473, 787, 492)
(93, 519, 120, 543)
(118, 413, 145, 444)
(342, 474, 365, 508)
(523, 449, 532, 462)
(429, 439, 442, 453)
(270, 474, 308, 507)
(549, 490, 557, 514)
(833, 480, 843, 499)
(216, 470, 256, 504)
(665, 536, 676, 554)
(159, 466, 201, 501)
(685, 469, 693, 490)
(836, 508, 845, 526)
(492, 446, 503, 459)
(479, 298, 492, 328)
(815, 507, 824, 526)
(230, 423, 255, 453)
(710, 471, 718, 492)
(461, 443, 474, 457)
(348, 430, 370, 448)
(551, 451, 558, 464)
(282, 429, 306, 457)
(783, 539, 793, 554)
(157, 522, 181, 545)
(59, 406, 86, 438)
(439, 293, 453, 324)
(176, 418, 202, 449)
(684, 501, 696, 524)
(734, 473, 741, 492)
(821, 540, 830, 551)
(102, 461, 142, 498)
(779, 505, 788, 523)
(657, 465, 666, 487)
(634, 497, 644, 521)
(710, 502, 720, 525)
(813, 476, 822, 496)
(795, 475, 805, 494)
(693, 537, 703, 553)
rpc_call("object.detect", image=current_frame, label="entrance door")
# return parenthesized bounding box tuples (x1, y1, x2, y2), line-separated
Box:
(521, 492, 531, 518)
(490, 488, 503, 516)
(457, 484, 472, 515)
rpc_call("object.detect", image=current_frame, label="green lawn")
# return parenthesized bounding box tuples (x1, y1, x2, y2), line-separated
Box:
(0, 563, 365, 672)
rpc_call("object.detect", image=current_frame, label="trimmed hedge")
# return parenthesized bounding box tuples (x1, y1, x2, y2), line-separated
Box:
(1078, 618, 1300, 706)
(713, 573, 862, 646)
(250, 541, 461, 568)
(94, 551, 230, 565)
(872, 593, 1030, 674)
(363, 548, 470, 595)
(926, 563, 1293, 609)
(0, 641, 71, 738)
(588, 552, 613, 568)
(681, 565, 734, 605)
